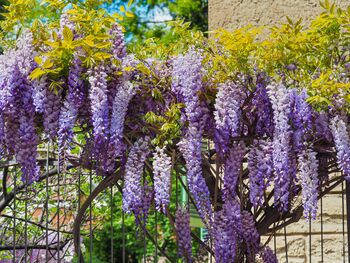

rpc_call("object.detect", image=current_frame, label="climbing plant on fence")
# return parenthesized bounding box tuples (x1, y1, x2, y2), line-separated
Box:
(0, 0, 350, 262)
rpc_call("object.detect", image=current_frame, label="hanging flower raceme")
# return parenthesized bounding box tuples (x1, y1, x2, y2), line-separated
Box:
(43, 87, 62, 139)
(175, 207, 192, 262)
(214, 81, 246, 153)
(223, 141, 246, 201)
(11, 65, 39, 183)
(122, 137, 151, 213)
(213, 201, 242, 263)
(134, 183, 154, 226)
(172, 48, 212, 225)
(68, 58, 86, 110)
(267, 83, 294, 211)
(110, 80, 135, 155)
(88, 64, 109, 147)
(298, 148, 319, 219)
(110, 24, 126, 60)
(330, 116, 350, 179)
(290, 89, 313, 152)
(241, 210, 260, 258)
(251, 73, 274, 137)
(152, 146, 172, 213)
(248, 139, 274, 208)
(260, 246, 278, 263)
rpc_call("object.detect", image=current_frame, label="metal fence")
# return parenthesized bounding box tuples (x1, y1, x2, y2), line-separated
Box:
(0, 146, 349, 262)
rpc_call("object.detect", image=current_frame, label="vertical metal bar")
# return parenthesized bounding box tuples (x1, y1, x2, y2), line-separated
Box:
(122, 210, 125, 263)
(346, 180, 350, 263)
(309, 218, 312, 263)
(320, 196, 324, 263)
(343, 181, 346, 263)
(154, 211, 158, 263)
(273, 223, 276, 254)
(89, 167, 93, 263)
(284, 225, 288, 263)
(45, 142, 50, 261)
(143, 217, 146, 263)
(13, 169, 16, 263)
(78, 167, 81, 263)
(57, 154, 61, 262)
(24, 166, 28, 263)
(110, 186, 114, 263)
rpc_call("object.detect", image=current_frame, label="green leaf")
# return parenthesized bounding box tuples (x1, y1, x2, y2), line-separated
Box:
(63, 26, 74, 42)
(29, 68, 46, 80)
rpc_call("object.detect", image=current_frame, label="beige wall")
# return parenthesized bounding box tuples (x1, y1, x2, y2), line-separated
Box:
(209, 0, 349, 32)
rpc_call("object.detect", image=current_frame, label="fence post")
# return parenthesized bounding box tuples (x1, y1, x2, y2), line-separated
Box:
(346, 180, 350, 263)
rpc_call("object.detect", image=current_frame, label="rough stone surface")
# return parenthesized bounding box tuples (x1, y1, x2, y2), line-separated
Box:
(209, 0, 350, 32)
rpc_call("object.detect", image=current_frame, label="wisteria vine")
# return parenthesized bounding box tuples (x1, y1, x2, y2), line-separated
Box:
(0, 14, 349, 262)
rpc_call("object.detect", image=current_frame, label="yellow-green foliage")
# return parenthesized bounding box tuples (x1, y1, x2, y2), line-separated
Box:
(209, 1, 350, 110)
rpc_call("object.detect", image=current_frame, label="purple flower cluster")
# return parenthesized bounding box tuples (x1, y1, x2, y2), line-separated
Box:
(241, 210, 260, 257)
(175, 207, 192, 262)
(213, 201, 242, 262)
(88, 65, 109, 146)
(260, 246, 278, 263)
(330, 116, 350, 179)
(68, 58, 86, 109)
(171, 47, 205, 124)
(214, 81, 245, 142)
(43, 87, 62, 139)
(122, 137, 150, 213)
(223, 141, 245, 201)
(110, 24, 126, 60)
(298, 148, 319, 219)
(13, 65, 39, 183)
(152, 146, 172, 213)
(177, 125, 212, 226)
(290, 89, 313, 152)
(267, 83, 294, 211)
(248, 139, 274, 207)
(172, 48, 212, 225)
(110, 80, 135, 155)
(252, 73, 274, 137)
(134, 183, 154, 226)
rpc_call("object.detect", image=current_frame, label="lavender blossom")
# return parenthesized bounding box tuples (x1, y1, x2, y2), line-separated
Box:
(43, 87, 62, 139)
(213, 201, 242, 262)
(58, 99, 77, 150)
(298, 148, 319, 219)
(252, 74, 274, 137)
(122, 137, 150, 213)
(110, 24, 126, 60)
(175, 207, 192, 262)
(178, 125, 212, 226)
(173, 48, 212, 225)
(88, 65, 109, 146)
(267, 83, 294, 211)
(110, 81, 135, 155)
(10, 65, 39, 183)
(290, 89, 313, 152)
(241, 210, 260, 258)
(330, 116, 350, 179)
(68, 57, 86, 109)
(171, 48, 205, 124)
(260, 246, 278, 263)
(214, 81, 246, 138)
(32, 77, 47, 113)
(248, 139, 274, 207)
(134, 183, 154, 226)
(223, 142, 245, 201)
(152, 146, 172, 213)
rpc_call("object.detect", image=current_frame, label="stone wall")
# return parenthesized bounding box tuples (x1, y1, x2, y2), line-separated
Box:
(260, 184, 348, 262)
(209, 0, 349, 32)
(208, 1, 350, 262)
